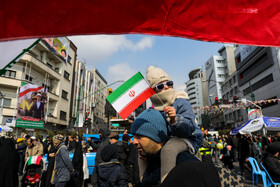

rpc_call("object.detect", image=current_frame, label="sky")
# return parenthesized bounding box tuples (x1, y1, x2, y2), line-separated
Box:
(69, 34, 224, 91)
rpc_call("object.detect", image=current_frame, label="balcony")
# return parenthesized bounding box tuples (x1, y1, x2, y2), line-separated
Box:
(21, 54, 61, 80)
(47, 116, 67, 126)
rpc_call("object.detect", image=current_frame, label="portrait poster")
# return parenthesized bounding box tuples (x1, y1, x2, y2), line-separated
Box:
(42, 37, 69, 62)
(15, 81, 47, 129)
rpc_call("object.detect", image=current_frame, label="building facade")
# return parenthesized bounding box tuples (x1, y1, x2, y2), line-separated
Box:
(92, 68, 107, 129)
(235, 46, 280, 122)
(0, 38, 77, 134)
(185, 67, 208, 126)
(71, 61, 96, 133)
(204, 45, 236, 129)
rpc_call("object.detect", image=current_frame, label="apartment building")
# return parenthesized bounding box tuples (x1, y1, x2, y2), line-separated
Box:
(185, 67, 208, 126)
(0, 38, 77, 133)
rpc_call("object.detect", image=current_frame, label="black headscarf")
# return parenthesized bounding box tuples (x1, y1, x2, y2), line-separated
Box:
(101, 144, 118, 162)
(0, 137, 19, 187)
(99, 127, 110, 140)
(72, 137, 83, 171)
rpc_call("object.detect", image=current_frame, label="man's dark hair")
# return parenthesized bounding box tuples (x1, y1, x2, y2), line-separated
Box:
(25, 135, 31, 140)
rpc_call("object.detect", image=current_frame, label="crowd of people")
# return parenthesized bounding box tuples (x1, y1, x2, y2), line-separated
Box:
(201, 128, 280, 183)
(0, 66, 280, 187)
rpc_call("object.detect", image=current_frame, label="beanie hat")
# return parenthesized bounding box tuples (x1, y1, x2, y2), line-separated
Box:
(108, 132, 119, 140)
(131, 109, 168, 143)
(146, 66, 171, 88)
(53, 134, 64, 144)
(267, 142, 279, 155)
(101, 144, 118, 162)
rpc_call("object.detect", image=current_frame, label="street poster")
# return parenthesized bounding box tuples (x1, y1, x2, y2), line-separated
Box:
(15, 82, 47, 129)
(248, 108, 262, 120)
(42, 37, 69, 62)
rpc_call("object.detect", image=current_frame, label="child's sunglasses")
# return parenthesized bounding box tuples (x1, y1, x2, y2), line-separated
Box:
(153, 80, 173, 92)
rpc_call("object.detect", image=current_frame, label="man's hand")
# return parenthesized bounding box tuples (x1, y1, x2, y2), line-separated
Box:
(164, 106, 176, 124)
(49, 153, 55, 157)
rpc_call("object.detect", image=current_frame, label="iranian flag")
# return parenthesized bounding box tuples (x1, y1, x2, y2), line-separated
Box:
(19, 82, 44, 98)
(107, 72, 155, 120)
(27, 156, 42, 165)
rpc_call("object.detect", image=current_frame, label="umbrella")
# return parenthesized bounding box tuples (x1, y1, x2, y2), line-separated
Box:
(230, 116, 280, 135)
(0, 125, 13, 132)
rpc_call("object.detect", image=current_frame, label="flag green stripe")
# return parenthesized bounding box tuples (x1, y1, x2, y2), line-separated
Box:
(21, 81, 28, 87)
(28, 156, 32, 165)
(107, 72, 144, 104)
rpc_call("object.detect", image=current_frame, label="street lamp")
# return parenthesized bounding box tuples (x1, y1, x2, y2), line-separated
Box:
(75, 80, 124, 132)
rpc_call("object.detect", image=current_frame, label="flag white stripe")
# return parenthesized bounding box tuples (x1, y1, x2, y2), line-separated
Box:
(31, 156, 37, 164)
(112, 79, 149, 112)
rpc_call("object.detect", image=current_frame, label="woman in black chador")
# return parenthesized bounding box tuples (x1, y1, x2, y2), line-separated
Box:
(42, 143, 56, 187)
(0, 136, 19, 187)
(69, 136, 84, 187)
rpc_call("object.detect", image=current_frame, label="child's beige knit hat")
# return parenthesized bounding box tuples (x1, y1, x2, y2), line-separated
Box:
(146, 66, 171, 88)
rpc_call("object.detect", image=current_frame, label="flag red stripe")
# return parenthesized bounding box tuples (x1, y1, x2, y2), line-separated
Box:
(1, 1, 280, 46)
(19, 87, 43, 97)
(35, 156, 42, 165)
(119, 87, 155, 120)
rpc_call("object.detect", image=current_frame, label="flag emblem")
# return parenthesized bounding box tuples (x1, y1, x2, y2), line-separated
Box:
(129, 90, 135, 97)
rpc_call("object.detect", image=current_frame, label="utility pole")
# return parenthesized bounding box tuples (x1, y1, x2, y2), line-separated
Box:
(249, 81, 255, 101)
(74, 80, 124, 133)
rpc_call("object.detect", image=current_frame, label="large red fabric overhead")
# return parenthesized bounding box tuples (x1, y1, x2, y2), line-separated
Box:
(1, 0, 280, 46)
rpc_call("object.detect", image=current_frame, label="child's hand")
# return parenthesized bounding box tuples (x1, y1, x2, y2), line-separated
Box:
(164, 106, 176, 124)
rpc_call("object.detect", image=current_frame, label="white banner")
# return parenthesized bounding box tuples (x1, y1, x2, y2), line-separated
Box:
(78, 113, 84, 127)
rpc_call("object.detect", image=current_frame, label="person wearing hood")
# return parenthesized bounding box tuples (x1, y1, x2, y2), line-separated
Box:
(96, 144, 128, 187)
(145, 66, 203, 182)
(262, 142, 280, 182)
(69, 136, 84, 187)
(0, 136, 19, 187)
(91, 127, 111, 187)
(51, 134, 73, 187)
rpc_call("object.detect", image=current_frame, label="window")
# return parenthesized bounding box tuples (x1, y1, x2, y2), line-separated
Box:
(3, 70, 16, 78)
(187, 82, 195, 87)
(42, 83, 50, 91)
(3, 98, 11, 107)
(64, 71, 70, 80)
(67, 56, 72, 64)
(60, 111, 66, 120)
(62, 90, 68, 100)
(55, 68, 59, 73)
(47, 63, 53, 69)
(243, 74, 273, 95)
(25, 75, 33, 82)
(236, 55, 241, 64)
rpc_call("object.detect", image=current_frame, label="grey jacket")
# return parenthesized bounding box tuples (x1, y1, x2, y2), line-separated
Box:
(52, 142, 73, 184)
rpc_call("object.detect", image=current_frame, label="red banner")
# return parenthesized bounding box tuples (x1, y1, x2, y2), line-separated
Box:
(1, 0, 280, 46)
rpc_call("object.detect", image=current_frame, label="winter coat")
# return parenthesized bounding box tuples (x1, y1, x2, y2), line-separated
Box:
(263, 153, 280, 182)
(25, 143, 44, 161)
(237, 138, 250, 161)
(126, 143, 139, 186)
(95, 127, 111, 165)
(0, 137, 19, 187)
(97, 159, 128, 187)
(142, 150, 199, 187)
(51, 142, 73, 184)
(163, 98, 203, 153)
(114, 141, 128, 167)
